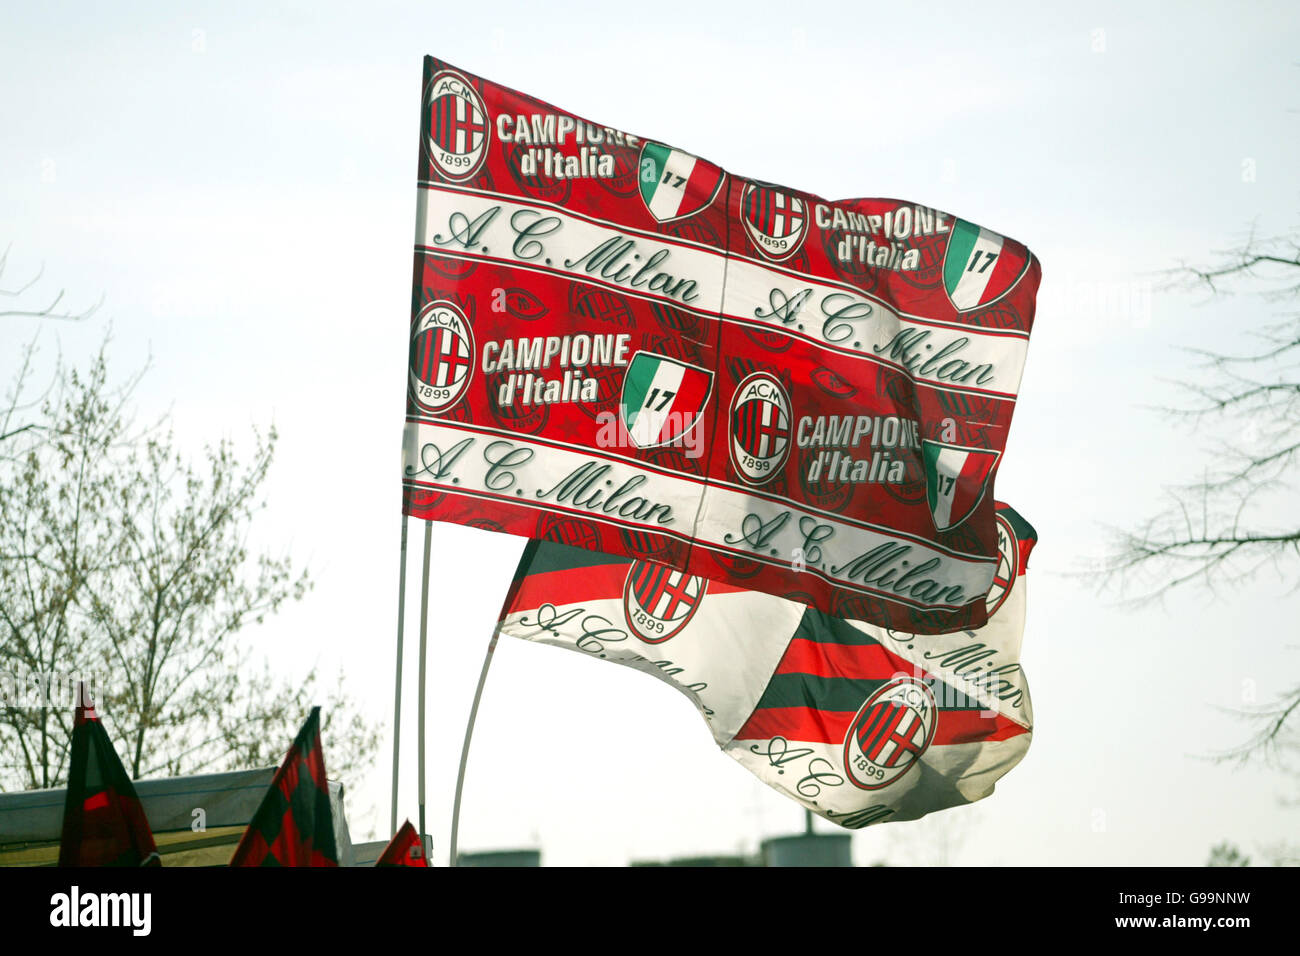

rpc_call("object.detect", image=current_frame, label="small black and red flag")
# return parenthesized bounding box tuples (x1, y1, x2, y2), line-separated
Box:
(58, 683, 160, 867)
(230, 706, 337, 867)
(375, 820, 428, 867)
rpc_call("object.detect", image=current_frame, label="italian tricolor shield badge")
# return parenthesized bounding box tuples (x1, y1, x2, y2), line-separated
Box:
(638, 142, 725, 222)
(942, 219, 1031, 311)
(620, 352, 713, 448)
(921, 440, 1000, 531)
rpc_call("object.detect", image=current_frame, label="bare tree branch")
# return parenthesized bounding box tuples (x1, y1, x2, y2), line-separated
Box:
(1101, 228, 1300, 762)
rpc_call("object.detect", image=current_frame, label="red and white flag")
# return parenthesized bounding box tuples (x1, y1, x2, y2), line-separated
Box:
(402, 55, 1042, 634)
(497, 503, 1038, 828)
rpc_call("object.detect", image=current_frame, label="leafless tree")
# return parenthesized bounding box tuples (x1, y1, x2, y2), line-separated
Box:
(0, 244, 102, 323)
(1103, 229, 1300, 763)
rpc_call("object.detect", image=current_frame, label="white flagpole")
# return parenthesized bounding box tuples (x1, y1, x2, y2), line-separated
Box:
(416, 521, 433, 856)
(388, 514, 409, 836)
(449, 624, 501, 867)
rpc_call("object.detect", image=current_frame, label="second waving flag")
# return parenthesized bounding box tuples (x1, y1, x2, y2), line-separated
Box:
(496, 502, 1037, 829)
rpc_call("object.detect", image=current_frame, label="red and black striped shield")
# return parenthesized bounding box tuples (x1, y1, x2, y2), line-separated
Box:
(741, 182, 808, 260)
(623, 561, 707, 643)
(843, 677, 937, 790)
(729, 372, 792, 485)
(424, 68, 490, 181)
(410, 301, 474, 413)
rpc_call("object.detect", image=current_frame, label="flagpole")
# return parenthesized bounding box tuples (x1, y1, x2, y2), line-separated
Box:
(388, 514, 410, 836)
(449, 623, 500, 867)
(416, 521, 433, 858)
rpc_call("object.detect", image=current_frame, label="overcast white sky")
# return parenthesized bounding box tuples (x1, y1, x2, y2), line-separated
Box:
(3, 1, 1298, 865)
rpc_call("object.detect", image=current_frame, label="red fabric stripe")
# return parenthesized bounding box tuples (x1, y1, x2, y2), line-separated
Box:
(982, 239, 1024, 301)
(420, 330, 435, 382)
(83, 791, 110, 812)
(673, 368, 711, 422)
(959, 448, 993, 483)
(733, 706, 857, 744)
(932, 709, 1028, 746)
(684, 158, 719, 204)
(775, 637, 902, 680)
(733, 703, 1029, 746)
(504, 560, 753, 617)
(504, 563, 629, 612)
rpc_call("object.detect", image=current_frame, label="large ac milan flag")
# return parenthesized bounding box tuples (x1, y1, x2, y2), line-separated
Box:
(229, 707, 338, 867)
(58, 684, 160, 867)
(402, 55, 1042, 634)
(497, 502, 1037, 828)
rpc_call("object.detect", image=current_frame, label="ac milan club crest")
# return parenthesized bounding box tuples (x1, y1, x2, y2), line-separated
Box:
(637, 142, 725, 223)
(729, 372, 792, 485)
(941, 219, 1031, 312)
(740, 182, 808, 261)
(423, 69, 490, 182)
(623, 561, 707, 644)
(985, 511, 1020, 617)
(843, 677, 937, 791)
(409, 301, 474, 413)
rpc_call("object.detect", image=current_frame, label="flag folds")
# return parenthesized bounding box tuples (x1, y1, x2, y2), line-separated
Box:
(497, 502, 1037, 828)
(375, 820, 428, 867)
(402, 55, 1041, 635)
(58, 684, 160, 867)
(229, 707, 338, 867)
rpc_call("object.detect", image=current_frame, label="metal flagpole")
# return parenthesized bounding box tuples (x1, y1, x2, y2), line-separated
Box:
(389, 514, 409, 836)
(416, 521, 433, 857)
(449, 624, 501, 867)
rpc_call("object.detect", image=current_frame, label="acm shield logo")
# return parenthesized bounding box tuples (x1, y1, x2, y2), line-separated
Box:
(741, 182, 808, 261)
(843, 677, 937, 791)
(623, 561, 707, 644)
(409, 301, 474, 413)
(985, 510, 1020, 617)
(424, 69, 490, 182)
(729, 372, 791, 486)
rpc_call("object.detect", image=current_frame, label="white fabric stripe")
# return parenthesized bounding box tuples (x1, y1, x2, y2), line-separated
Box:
(724, 733, 1031, 823)
(453, 98, 466, 154)
(404, 420, 996, 605)
(500, 586, 801, 745)
(757, 402, 771, 458)
(417, 187, 1029, 395)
